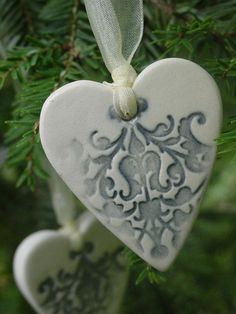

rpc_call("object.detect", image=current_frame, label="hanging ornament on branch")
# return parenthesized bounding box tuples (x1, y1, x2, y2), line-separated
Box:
(14, 169, 128, 314)
(40, 0, 222, 271)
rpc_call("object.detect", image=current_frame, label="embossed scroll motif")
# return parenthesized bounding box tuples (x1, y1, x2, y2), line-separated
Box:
(38, 243, 124, 314)
(79, 99, 213, 262)
(39, 58, 221, 271)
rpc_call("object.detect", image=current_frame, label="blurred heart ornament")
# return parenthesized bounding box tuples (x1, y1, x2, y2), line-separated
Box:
(14, 212, 128, 314)
(40, 58, 222, 271)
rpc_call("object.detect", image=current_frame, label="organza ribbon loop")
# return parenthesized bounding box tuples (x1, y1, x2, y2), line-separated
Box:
(84, 0, 144, 120)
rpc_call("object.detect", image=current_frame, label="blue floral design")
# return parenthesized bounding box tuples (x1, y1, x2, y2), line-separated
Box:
(83, 99, 213, 258)
(38, 243, 124, 314)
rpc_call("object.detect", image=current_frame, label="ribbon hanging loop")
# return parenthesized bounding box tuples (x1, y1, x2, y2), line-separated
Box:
(84, 0, 144, 120)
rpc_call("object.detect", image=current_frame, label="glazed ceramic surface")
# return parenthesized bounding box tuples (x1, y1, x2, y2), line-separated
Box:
(14, 212, 128, 314)
(40, 58, 222, 271)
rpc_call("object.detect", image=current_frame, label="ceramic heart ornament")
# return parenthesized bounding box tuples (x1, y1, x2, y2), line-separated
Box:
(14, 212, 128, 314)
(40, 58, 222, 271)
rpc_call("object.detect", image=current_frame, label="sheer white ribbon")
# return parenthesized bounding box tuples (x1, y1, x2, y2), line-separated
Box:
(84, 0, 144, 120)
(48, 166, 85, 248)
(48, 165, 77, 230)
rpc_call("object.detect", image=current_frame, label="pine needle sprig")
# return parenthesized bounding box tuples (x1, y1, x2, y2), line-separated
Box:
(124, 248, 166, 286)
(2, 0, 83, 189)
(0, 0, 45, 54)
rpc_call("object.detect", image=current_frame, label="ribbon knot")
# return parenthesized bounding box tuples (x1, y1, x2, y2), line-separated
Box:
(111, 64, 137, 120)
(113, 85, 137, 121)
(112, 64, 137, 87)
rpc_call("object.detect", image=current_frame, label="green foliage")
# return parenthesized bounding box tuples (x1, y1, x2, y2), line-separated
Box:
(1, 0, 234, 188)
(0, 0, 45, 53)
(0, 0, 236, 311)
(0, 0, 106, 189)
(149, 0, 236, 156)
(124, 248, 166, 285)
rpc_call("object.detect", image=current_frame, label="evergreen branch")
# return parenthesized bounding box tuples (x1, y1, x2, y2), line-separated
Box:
(153, 18, 228, 57)
(54, 0, 80, 90)
(217, 116, 236, 156)
(123, 248, 166, 286)
(39, 0, 79, 37)
(204, 58, 236, 79)
(5, 77, 57, 189)
(0, 0, 45, 53)
(0, 47, 41, 88)
(4, 0, 82, 189)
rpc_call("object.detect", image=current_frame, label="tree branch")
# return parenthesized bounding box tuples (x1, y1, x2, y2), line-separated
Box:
(54, 0, 80, 90)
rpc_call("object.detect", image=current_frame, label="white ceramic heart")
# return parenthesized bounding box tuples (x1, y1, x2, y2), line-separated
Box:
(14, 212, 128, 314)
(40, 58, 222, 271)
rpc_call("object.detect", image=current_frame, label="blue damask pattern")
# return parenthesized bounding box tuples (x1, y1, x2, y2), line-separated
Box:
(38, 243, 124, 314)
(84, 99, 213, 258)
